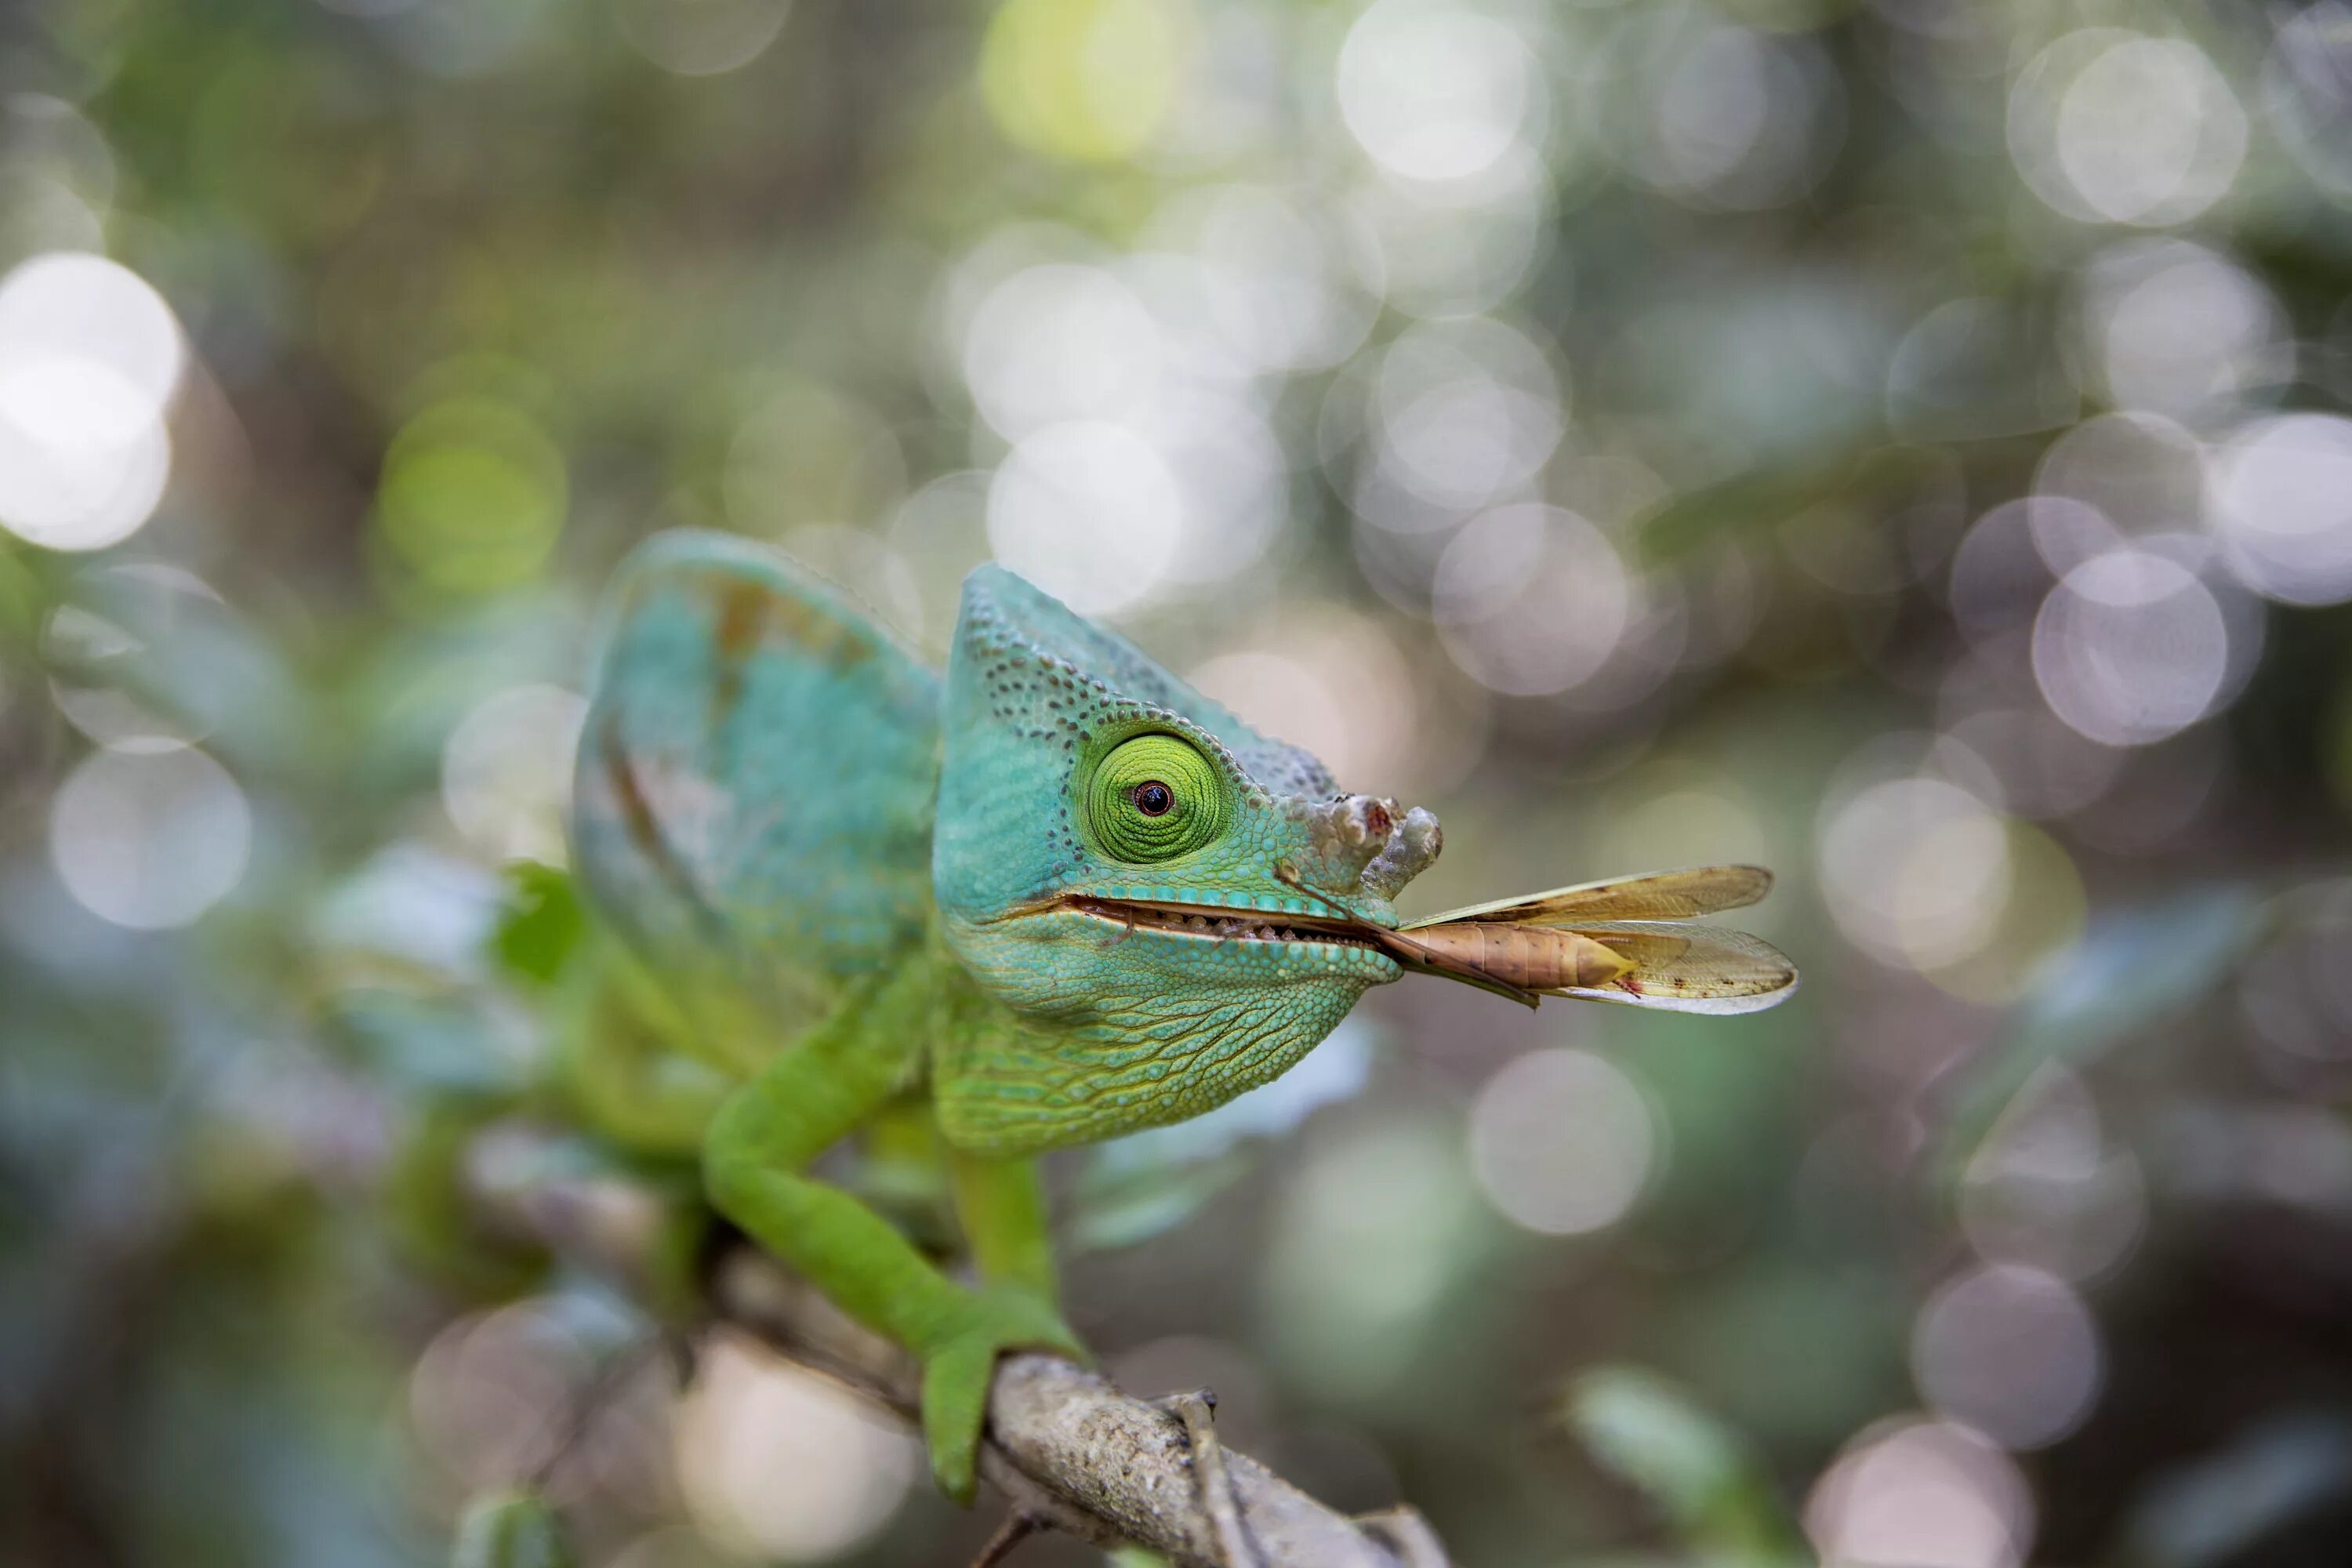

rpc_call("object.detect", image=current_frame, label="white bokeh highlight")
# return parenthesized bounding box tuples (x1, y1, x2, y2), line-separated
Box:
(2207, 413, 2352, 607)
(1468, 1048, 1657, 1236)
(49, 745, 252, 930)
(0, 252, 184, 551)
(1337, 2, 1544, 189)
(1819, 773, 2012, 973)
(441, 684, 588, 866)
(2012, 31, 2247, 227)
(673, 1336, 916, 1560)
(1805, 1418, 2035, 1568)
(1912, 1264, 2104, 1450)
(1433, 505, 1630, 697)
(2031, 547, 2230, 746)
(986, 419, 1183, 615)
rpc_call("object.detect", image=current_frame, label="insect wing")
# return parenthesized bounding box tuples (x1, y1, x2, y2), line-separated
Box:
(1545, 920, 1798, 1014)
(1403, 865, 1774, 929)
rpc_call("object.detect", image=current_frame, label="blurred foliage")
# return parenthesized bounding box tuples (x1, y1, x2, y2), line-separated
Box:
(1565, 1367, 1803, 1566)
(6, 0, 2352, 1566)
(452, 1492, 579, 1568)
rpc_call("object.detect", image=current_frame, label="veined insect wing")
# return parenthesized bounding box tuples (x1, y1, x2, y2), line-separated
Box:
(1403, 864, 1774, 929)
(1542, 920, 1798, 1013)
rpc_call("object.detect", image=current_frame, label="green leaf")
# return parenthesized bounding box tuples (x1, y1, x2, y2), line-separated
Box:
(494, 861, 586, 987)
(450, 1490, 575, 1568)
(1565, 1367, 1805, 1565)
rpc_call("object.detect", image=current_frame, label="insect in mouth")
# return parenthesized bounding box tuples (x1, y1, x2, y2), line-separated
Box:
(1274, 861, 1797, 1014)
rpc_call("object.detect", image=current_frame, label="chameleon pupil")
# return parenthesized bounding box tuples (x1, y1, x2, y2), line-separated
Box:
(1087, 734, 1228, 862)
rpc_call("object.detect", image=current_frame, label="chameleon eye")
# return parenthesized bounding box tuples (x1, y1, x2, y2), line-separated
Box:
(1087, 735, 1229, 863)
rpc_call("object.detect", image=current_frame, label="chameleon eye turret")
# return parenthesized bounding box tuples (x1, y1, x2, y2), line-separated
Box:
(1083, 733, 1231, 863)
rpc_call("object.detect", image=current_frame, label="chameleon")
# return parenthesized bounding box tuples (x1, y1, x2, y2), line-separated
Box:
(561, 528, 1796, 1503)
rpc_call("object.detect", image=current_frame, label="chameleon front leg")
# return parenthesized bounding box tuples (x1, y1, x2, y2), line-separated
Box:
(702, 969, 1083, 1504)
(945, 1147, 1058, 1301)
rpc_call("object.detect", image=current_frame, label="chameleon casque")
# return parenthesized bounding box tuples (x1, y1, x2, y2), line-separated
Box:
(564, 529, 1795, 1502)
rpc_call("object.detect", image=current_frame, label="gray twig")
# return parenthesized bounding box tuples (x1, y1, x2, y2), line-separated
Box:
(1352, 1508, 1452, 1568)
(1166, 1389, 1263, 1568)
(467, 1125, 1451, 1568)
(970, 1509, 1047, 1568)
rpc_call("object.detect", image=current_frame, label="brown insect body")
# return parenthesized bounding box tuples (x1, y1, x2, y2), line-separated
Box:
(1391, 920, 1634, 993)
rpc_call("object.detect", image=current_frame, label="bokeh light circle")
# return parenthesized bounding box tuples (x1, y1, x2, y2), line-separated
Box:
(49, 746, 252, 930)
(1617, 23, 1845, 212)
(2261, 4, 2352, 201)
(1468, 1048, 1657, 1236)
(1434, 506, 1629, 697)
(376, 398, 568, 594)
(1961, 1068, 2148, 1283)
(441, 684, 588, 866)
(1819, 773, 2013, 972)
(2207, 413, 2352, 607)
(2031, 547, 2230, 746)
(0, 252, 184, 551)
(1336, 2, 1543, 187)
(2011, 31, 2247, 227)
(1468, 1053, 1656, 1241)
(964, 263, 1164, 441)
(979, 0, 1192, 164)
(986, 419, 1181, 615)
(1145, 185, 1377, 375)
(1369, 316, 1563, 515)
(2081, 239, 2289, 423)
(672, 1335, 916, 1559)
(1912, 1264, 2104, 1450)
(1805, 1418, 2034, 1568)
(612, 0, 791, 76)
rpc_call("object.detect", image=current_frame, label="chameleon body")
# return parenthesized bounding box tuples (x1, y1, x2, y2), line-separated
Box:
(564, 531, 1793, 1504)
(568, 531, 1439, 1501)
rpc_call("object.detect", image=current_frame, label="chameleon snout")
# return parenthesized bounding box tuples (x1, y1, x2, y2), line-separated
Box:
(1304, 794, 1443, 901)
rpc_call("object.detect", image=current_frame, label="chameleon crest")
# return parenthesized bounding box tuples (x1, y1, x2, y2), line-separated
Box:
(572, 532, 939, 1069)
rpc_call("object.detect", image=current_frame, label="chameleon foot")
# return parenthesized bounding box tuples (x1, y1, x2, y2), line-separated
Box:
(920, 1283, 1089, 1505)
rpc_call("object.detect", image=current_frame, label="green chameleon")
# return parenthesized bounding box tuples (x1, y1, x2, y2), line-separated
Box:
(561, 529, 1795, 1503)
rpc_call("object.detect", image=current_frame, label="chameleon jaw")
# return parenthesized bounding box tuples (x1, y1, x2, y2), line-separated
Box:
(1047, 894, 1393, 955)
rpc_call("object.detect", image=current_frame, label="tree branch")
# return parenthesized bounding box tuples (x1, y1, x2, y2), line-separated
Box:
(464, 1124, 1451, 1568)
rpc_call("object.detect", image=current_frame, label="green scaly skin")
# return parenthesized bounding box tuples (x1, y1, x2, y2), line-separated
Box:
(566, 532, 1443, 1501)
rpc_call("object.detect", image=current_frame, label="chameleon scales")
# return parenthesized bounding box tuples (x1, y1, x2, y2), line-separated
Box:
(562, 530, 1796, 1502)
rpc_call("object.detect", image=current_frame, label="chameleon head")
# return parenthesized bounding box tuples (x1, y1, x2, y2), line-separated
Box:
(930, 566, 1441, 1155)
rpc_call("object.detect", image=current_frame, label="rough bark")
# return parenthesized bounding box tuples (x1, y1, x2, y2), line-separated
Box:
(467, 1125, 1450, 1568)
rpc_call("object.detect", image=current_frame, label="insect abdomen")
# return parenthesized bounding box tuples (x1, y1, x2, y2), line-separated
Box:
(1406, 923, 1633, 991)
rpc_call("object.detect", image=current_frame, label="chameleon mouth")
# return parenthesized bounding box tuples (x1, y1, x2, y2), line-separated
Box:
(1056, 895, 1390, 954)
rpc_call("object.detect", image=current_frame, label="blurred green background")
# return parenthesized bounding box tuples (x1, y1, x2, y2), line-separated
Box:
(6, 0, 2352, 1564)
